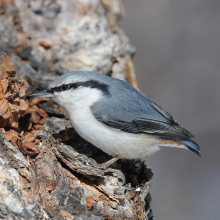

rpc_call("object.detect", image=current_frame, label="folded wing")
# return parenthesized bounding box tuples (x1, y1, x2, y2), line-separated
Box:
(91, 94, 194, 139)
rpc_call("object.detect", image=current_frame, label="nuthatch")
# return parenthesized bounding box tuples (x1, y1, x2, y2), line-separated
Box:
(31, 71, 200, 166)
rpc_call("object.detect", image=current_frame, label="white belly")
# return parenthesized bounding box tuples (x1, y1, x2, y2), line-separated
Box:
(68, 107, 160, 159)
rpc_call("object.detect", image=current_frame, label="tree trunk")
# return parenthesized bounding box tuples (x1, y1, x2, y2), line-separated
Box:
(0, 1, 153, 219)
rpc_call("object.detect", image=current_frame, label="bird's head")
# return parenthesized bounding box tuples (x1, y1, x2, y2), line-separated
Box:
(30, 71, 110, 110)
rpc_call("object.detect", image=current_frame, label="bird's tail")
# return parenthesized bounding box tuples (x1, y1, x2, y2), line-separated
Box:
(177, 138, 201, 157)
(159, 138, 201, 157)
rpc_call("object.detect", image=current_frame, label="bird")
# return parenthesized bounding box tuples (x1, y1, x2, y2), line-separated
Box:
(31, 71, 200, 166)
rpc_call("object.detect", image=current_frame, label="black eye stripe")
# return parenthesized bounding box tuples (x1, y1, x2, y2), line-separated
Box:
(47, 80, 110, 95)
(47, 83, 77, 93)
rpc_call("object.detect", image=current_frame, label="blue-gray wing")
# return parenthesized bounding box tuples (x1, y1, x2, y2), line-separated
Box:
(91, 88, 194, 138)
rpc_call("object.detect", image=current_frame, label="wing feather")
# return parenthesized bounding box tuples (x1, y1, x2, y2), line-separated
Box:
(91, 83, 194, 138)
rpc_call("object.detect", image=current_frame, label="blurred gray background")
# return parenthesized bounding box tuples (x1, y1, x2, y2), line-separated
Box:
(121, 0, 220, 219)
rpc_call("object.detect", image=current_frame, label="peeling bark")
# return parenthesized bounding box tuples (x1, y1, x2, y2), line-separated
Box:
(0, 0, 153, 219)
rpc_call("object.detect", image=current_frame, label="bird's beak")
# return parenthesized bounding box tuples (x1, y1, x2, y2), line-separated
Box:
(29, 90, 54, 98)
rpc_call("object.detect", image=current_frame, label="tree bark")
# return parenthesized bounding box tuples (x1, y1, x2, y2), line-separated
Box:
(0, 1, 153, 219)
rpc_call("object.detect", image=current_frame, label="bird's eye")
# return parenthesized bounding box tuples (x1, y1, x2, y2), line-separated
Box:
(62, 85, 69, 91)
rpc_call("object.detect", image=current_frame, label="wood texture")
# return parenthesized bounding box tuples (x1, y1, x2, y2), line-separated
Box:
(0, 1, 153, 219)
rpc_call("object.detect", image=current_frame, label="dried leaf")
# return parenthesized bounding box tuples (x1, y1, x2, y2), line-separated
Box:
(35, 107, 47, 118)
(33, 124, 43, 130)
(38, 39, 52, 49)
(23, 132, 35, 143)
(0, 99, 9, 115)
(0, 52, 16, 80)
(0, 79, 9, 94)
(0, 93, 4, 100)
(0, 128, 5, 133)
(4, 130, 19, 142)
(2, 108, 11, 119)
(86, 195, 94, 210)
(55, 127, 75, 142)
(18, 140, 40, 156)
(31, 111, 41, 124)
(103, 215, 112, 220)
(11, 136, 18, 147)
(31, 97, 47, 105)
(37, 117, 46, 125)
(0, 53, 29, 128)
(28, 121, 33, 130)
(3, 92, 11, 99)
(57, 106, 66, 114)
(19, 99, 28, 111)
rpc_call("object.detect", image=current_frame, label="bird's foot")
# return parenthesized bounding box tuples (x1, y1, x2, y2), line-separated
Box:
(78, 155, 125, 184)
(98, 155, 120, 169)
(76, 155, 120, 169)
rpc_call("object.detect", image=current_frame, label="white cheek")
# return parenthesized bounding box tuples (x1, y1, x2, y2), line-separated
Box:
(53, 87, 102, 110)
